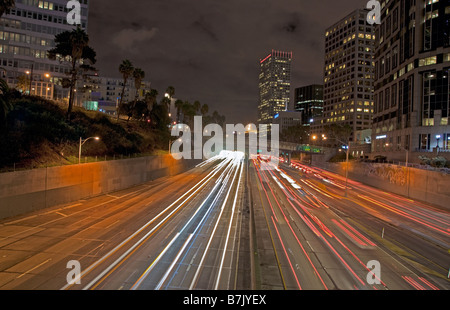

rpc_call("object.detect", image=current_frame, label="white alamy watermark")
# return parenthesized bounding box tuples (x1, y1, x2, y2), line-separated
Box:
(366, 260, 382, 285)
(66, 0, 81, 25)
(366, 0, 381, 25)
(170, 116, 279, 169)
(66, 260, 81, 285)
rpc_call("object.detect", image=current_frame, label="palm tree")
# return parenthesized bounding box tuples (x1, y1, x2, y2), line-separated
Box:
(162, 86, 175, 110)
(132, 68, 145, 101)
(193, 101, 201, 115)
(0, 0, 15, 18)
(200, 103, 209, 116)
(165, 86, 175, 99)
(48, 26, 96, 121)
(117, 59, 134, 120)
(127, 67, 145, 121)
(182, 101, 196, 128)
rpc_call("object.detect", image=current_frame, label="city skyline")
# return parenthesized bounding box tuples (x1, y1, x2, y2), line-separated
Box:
(87, 0, 367, 125)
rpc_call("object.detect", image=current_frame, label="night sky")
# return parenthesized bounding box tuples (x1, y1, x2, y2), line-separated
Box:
(88, 0, 365, 125)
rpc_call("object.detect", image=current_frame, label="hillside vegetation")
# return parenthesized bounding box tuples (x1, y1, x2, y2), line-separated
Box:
(0, 96, 166, 171)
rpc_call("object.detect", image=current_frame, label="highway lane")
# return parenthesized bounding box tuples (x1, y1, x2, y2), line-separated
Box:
(0, 153, 243, 289)
(288, 160, 450, 288)
(249, 155, 449, 290)
(1, 149, 448, 291)
(0, 151, 249, 290)
(97, 151, 246, 290)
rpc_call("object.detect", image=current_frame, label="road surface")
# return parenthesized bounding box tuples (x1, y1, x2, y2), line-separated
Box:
(0, 151, 448, 291)
(249, 156, 449, 290)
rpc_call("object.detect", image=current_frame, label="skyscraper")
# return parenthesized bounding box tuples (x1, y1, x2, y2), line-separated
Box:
(314, 8, 375, 141)
(371, 0, 450, 162)
(0, 0, 89, 100)
(258, 50, 292, 134)
(294, 84, 323, 125)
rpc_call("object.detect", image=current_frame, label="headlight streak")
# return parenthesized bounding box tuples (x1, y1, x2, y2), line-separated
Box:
(75, 155, 231, 291)
(214, 155, 244, 290)
(132, 159, 234, 290)
(166, 155, 242, 289)
(131, 151, 245, 290)
(188, 156, 242, 290)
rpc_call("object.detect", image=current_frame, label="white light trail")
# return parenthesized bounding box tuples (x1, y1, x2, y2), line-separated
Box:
(69, 156, 230, 291)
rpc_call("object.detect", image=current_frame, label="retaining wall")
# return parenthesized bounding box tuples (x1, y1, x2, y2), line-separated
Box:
(314, 161, 450, 210)
(0, 155, 201, 220)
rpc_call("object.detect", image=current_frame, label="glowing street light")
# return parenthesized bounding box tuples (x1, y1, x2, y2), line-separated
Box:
(79, 136, 100, 164)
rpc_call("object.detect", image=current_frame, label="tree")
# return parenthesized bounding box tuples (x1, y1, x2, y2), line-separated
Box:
(165, 86, 175, 100)
(16, 75, 30, 94)
(193, 101, 201, 115)
(280, 124, 310, 144)
(145, 89, 158, 113)
(0, 78, 12, 126)
(211, 110, 226, 127)
(181, 101, 196, 128)
(0, 0, 15, 19)
(150, 102, 170, 132)
(200, 103, 209, 116)
(48, 27, 96, 121)
(128, 67, 145, 121)
(132, 100, 151, 122)
(132, 67, 145, 101)
(323, 123, 353, 146)
(117, 59, 134, 120)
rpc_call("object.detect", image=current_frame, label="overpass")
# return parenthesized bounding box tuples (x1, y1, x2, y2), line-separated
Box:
(279, 141, 326, 165)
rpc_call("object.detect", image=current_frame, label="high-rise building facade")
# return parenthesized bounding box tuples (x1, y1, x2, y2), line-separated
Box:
(315, 9, 375, 141)
(0, 0, 89, 100)
(371, 0, 450, 161)
(294, 84, 323, 125)
(258, 50, 292, 133)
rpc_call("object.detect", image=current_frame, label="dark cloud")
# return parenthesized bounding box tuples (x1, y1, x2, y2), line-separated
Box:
(281, 12, 301, 33)
(193, 16, 219, 41)
(111, 27, 159, 53)
(88, 0, 366, 125)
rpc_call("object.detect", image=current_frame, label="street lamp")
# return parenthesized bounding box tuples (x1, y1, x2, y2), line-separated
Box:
(79, 136, 100, 164)
(322, 134, 350, 197)
(436, 135, 441, 154)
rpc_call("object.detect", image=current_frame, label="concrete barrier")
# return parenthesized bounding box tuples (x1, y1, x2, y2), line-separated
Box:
(0, 155, 201, 220)
(314, 161, 450, 210)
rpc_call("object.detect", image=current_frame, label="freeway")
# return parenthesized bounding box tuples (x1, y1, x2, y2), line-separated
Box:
(0, 151, 249, 290)
(248, 156, 450, 290)
(0, 150, 448, 291)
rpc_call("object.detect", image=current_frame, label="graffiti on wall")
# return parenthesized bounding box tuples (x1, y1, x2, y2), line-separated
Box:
(365, 164, 407, 187)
